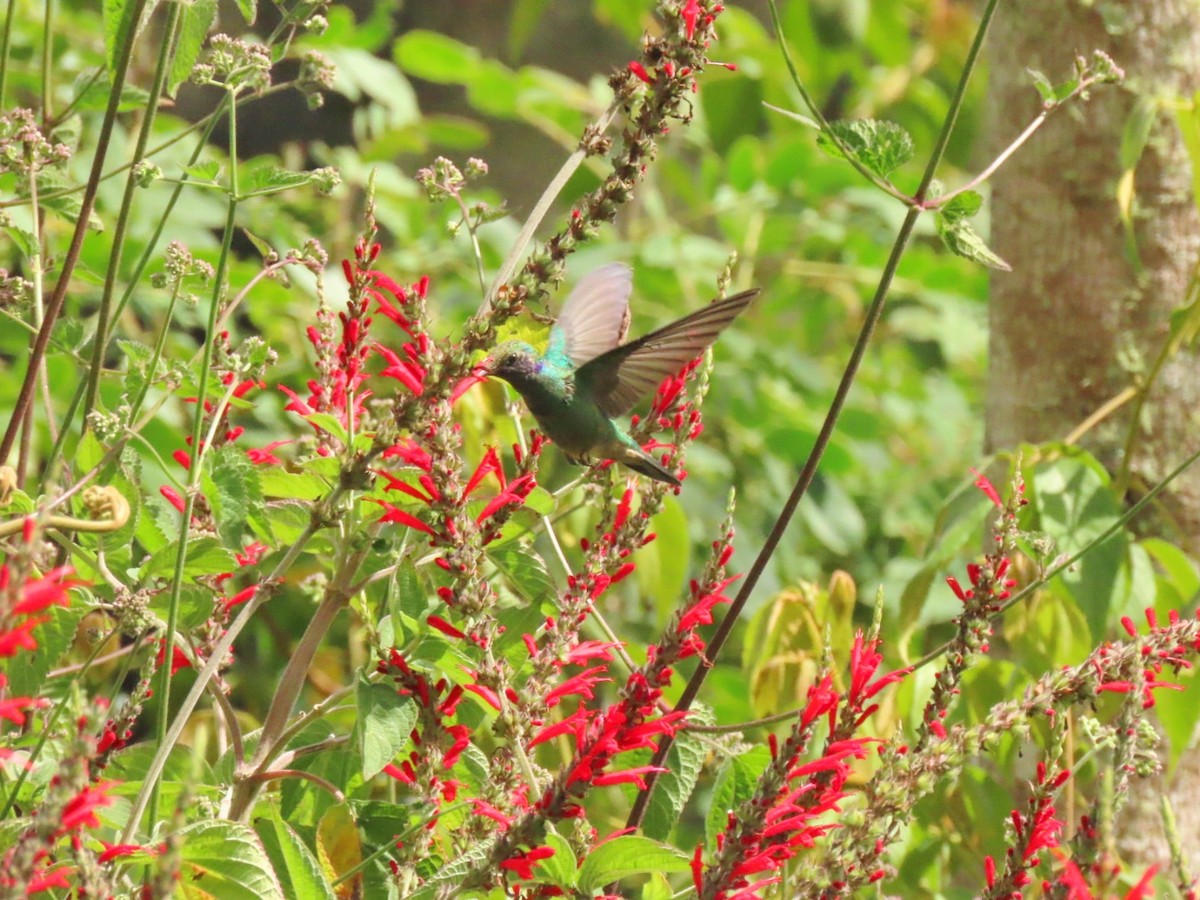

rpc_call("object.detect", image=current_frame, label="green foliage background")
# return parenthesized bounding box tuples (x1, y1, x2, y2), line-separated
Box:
(2, 0, 1198, 894)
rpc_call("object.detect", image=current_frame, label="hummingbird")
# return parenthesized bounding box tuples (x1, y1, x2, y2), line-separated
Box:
(482, 264, 758, 486)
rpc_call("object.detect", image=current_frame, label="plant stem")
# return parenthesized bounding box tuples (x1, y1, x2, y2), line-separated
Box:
(146, 82, 242, 830)
(80, 1, 183, 424)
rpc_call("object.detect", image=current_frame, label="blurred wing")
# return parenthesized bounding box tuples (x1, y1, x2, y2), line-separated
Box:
(549, 263, 634, 367)
(578, 288, 758, 418)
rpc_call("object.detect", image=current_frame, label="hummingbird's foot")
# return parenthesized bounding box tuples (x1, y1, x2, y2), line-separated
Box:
(564, 453, 592, 467)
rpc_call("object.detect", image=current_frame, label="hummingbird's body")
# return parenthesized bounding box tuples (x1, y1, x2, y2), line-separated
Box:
(484, 264, 757, 486)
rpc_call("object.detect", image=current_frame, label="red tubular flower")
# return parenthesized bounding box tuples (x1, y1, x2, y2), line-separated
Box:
(681, 0, 701, 39)
(11, 567, 77, 615)
(247, 439, 291, 465)
(0, 617, 45, 657)
(0, 694, 47, 726)
(155, 641, 192, 675)
(59, 781, 118, 833)
(427, 614, 466, 640)
(971, 467, 1003, 507)
(499, 845, 555, 880)
(374, 501, 435, 536)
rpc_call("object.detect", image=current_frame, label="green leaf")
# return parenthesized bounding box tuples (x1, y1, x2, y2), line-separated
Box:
(935, 207, 1012, 271)
(642, 712, 710, 840)
(489, 545, 555, 605)
(240, 163, 325, 197)
(70, 68, 153, 112)
(355, 677, 417, 780)
(1120, 96, 1157, 171)
(1027, 68, 1055, 103)
(183, 160, 223, 182)
(169, 0, 217, 95)
(763, 101, 820, 130)
(232, 0, 256, 24)
(639, 494, 689, 627)
(3, 224, 38, 260)
(576, 835, 690, 893)
(259, 469, 330, 501)
(816, 118, 914, 177)
(707, 745, 771, 842)
(1031, 451, 1125, 642)
(177, 819, 285, 900)
(304, 413, 350, 443)
(140, 536, 237, 583)
(507, 0, 551, 61)
(103, 0, 130, 72)
(203, 446, 263, 549)
(255, 814, 337, 900)
(6, 602, 87, 698)
(393, 31, 481, 84)
(641, 873, 674, 900)
(938, 189, 983, 223)
(535, 826, 578, 888)
(1143, 537, 1200, 600)
(799, 475, 866, 556)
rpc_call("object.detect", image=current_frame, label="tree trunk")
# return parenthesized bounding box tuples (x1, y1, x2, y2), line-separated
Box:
(985, 0, 1200, 872)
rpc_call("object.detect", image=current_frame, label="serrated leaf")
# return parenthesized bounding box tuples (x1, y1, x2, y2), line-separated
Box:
(356, 677, 417, 780)
(576, 835, 690, 892)
(259, 469, 330, 501)
(642, 719, 709, 840)
(253, 500, 312, 545)
(816, 118, 914, 177)
(169, 0, 217, 96)
(256, 814, 337, 900)
(3, 225, 38, 260)
(1028, 68, 1055, 103)
(6, 602, 88, 698)
(103, 0, 130, 73)
(939, 189, 983, 223)
(240, 164, 323, 197)
(183, 160, 223, 182)
(140, 536, 237, 583)
(202, 447, 263, 549)
(936, 211, 1012, 271)
(177, 819, 285, 900)
(489, 545, 554, 604)
(706, 746, 771, 843)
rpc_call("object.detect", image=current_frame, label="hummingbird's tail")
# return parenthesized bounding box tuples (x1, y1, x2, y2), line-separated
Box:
(620, 445, 681, 487)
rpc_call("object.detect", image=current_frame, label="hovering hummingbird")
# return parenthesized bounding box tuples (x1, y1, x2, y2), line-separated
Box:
(482, 264, 758, 486)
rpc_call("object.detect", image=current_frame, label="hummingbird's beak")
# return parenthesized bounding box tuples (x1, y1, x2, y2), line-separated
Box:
(475, 357, 495, 377)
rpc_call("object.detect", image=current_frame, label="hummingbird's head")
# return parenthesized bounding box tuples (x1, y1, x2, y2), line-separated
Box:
(481, 341, 539, 384)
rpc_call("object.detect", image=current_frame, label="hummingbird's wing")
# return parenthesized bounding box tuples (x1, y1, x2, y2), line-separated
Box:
(547, 263, 634, 367)
(578, 288, 758, 418)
